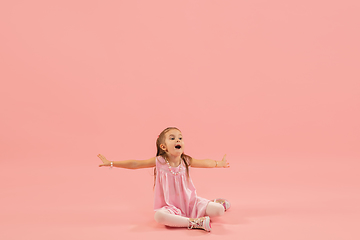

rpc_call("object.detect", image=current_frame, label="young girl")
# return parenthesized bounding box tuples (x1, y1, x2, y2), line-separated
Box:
(97, 127, 230, 232)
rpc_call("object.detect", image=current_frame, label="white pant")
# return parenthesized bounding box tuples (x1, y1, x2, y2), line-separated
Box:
(154, 201, 225, 227)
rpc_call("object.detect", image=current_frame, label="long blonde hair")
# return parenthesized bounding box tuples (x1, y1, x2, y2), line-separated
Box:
(153, 127, 192, 188)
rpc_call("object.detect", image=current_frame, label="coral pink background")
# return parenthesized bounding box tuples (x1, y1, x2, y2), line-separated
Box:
(1, 1, 359, 239)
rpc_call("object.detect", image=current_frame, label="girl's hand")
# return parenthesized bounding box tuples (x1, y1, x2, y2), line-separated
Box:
(97, 154, 111, 167)
(220, 154, 230, 168)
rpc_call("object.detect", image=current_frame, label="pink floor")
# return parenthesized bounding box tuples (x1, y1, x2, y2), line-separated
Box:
(1, 155, 359, 240)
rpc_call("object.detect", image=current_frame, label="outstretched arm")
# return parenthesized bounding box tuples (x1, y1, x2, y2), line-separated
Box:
(190, 154, 230, 168)
(97, 154, 156, 169)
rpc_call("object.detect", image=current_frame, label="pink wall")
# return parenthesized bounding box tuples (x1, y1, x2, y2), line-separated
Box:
(1, 1, 359, 163)
(1, 1, 359, 239)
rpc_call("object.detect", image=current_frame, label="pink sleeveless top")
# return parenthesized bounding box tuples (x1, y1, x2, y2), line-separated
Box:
(153, 156, 210, 218)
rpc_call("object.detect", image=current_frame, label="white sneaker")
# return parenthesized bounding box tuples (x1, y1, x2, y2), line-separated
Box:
(213, 198, 231, 211)
(188, 216, 211, 232)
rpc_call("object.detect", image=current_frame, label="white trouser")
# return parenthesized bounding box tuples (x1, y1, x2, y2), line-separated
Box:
(154, 201, 225, 227)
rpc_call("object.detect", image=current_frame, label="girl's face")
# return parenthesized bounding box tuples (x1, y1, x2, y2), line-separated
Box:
(161, 129, 184, 157)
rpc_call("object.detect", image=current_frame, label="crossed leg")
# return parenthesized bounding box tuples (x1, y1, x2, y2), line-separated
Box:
(205, 201, 225, 217)
(154, 201, 225, 228)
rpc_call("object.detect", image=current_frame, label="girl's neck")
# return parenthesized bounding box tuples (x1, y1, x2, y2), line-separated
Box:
(165, 155, 182, 167)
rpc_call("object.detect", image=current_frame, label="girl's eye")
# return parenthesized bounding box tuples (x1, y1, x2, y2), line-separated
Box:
(170, 137, 175, 140)
(179, 138, 182, 140)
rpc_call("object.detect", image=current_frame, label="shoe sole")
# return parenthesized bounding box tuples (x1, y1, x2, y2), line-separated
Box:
(204, 216, 211, 232)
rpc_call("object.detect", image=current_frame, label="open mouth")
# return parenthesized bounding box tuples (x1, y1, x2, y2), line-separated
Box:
(175, 145, 182, 149)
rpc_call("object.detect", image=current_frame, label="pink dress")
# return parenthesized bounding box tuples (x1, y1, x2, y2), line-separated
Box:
(154, 155, 210, 218)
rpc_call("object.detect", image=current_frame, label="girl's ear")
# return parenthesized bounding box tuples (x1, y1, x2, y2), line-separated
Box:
(160, 143, 167, 151)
